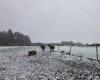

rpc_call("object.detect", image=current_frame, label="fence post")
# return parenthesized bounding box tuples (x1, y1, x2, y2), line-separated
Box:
(70, 46, 72, 54)
(96, 45, 99, 62)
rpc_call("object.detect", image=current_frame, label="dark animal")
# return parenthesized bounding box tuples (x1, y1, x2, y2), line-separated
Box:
(40, 45, 45, 51)
(28, 50, 37, 56)
(48, 44, 55, 52)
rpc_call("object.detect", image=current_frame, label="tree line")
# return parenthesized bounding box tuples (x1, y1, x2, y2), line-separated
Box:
(0, 29, 31, 46)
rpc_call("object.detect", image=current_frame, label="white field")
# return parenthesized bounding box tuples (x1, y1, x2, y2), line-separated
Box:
(55, 46, 100, 59)
(0, 46, 100, 80)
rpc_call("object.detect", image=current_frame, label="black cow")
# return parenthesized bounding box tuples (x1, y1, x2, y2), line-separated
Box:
(48, 44, 55, 52)
(40, 44, 45, 52)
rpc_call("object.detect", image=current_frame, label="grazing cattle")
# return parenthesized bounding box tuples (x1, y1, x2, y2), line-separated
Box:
(28, 50, 37, 56)
(40, 45, 45, 51)
(48, 44, 55, 52)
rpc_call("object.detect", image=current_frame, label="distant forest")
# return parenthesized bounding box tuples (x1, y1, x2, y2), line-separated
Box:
(0, 29, 31, 46)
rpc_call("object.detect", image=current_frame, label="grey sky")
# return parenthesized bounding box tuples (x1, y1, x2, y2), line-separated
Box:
(0, 0, 100, 43)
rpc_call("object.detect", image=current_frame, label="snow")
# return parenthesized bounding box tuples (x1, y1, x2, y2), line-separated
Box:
(0, 46, 100, 80)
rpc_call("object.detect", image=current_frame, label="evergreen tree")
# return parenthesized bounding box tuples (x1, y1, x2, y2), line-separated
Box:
(0, 29, 32, 46)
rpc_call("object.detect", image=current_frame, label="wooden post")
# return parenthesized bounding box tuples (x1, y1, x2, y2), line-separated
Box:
(70, 46, 72, 53)
(96, 45, 99, 61)
(58, 46, 60, 52)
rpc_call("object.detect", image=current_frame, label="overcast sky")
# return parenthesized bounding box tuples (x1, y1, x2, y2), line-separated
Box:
(0, 0, 100, 43)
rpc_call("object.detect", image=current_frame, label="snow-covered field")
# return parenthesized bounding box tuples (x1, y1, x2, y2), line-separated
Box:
(55, 46, 100, 59)
(0, 46, 100, 80)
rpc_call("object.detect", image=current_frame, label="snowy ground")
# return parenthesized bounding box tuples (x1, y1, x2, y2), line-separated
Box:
(0, 46, 100, 80)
